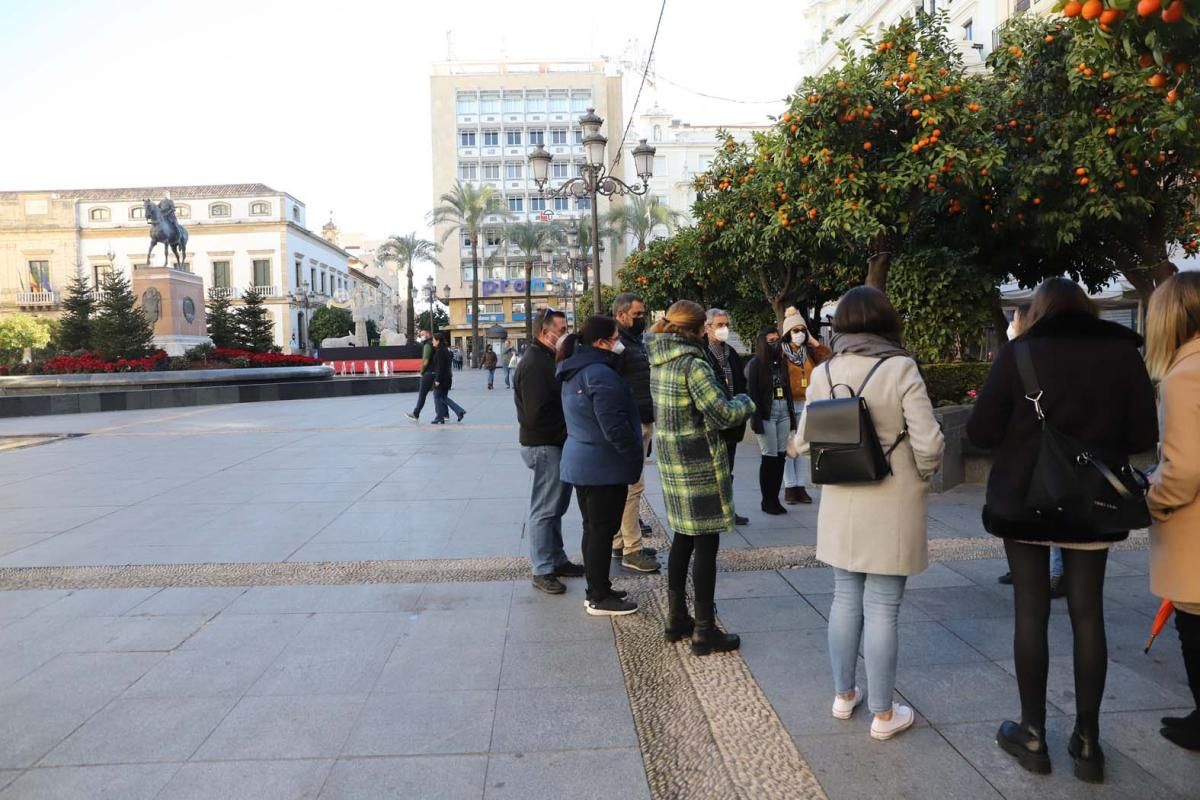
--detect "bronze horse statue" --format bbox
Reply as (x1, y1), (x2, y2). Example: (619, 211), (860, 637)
(144, 198), (188, 268)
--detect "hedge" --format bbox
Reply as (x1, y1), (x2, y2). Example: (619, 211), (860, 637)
(923, 362), (992, 407)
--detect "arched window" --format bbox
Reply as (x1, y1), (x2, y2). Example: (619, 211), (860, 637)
(89, 207), (110, 221)
(209, 202), (231, 218)
(250, 201), (270, 216)
(175, 204), (190, 219)
(129, 206), (144, 220)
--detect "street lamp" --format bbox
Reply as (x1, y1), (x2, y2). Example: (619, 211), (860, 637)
(423, 276), (439, 335)
(288, 279), (317, 355)
(529, 108), (655, 313)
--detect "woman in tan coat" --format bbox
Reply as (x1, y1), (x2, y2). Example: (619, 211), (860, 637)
(792, 287), (944, 741)
(1146, 271), (1200, 751)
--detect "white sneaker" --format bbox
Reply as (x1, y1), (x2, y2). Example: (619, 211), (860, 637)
(870, 703), (915, 741)
(832, 687), (863, 720)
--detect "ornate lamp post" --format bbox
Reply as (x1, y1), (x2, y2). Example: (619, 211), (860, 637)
(423, 276), (439, 336)
(529, 108), (656, 313)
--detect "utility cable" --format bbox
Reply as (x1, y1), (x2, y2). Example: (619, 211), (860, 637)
(611, 0), (667, 170)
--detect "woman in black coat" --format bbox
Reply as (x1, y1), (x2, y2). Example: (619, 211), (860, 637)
(967, 278), (1158, 783)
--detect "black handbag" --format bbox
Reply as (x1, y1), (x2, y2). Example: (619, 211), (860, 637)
(806, 357), (907, 485)
(1015, 343), (1151, 534)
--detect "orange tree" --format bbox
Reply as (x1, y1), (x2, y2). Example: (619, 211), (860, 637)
(985, 7), (1199, 299)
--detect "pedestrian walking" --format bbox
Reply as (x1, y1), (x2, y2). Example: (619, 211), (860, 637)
(648, 301), (755, 654)
(779, 306), (831, 505)
(557, 315), (644, 616)
(967, 278), (1158, 781)
(483, 345), (498, 389)
(745, 325), (792, 515)
(430, 332), (466, 424)
(514, 308), (585, 595)
(703, 308), (750, 527)
(505, 346), (518, 388)
(1145, 271), (1200, 752)
(405, 330), (435, 422)
(792, 286), (945, 741)
(611, 292), (660, 573)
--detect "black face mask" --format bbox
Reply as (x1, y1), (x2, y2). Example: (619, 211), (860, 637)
(767, 341), (782, 354)
(629, 317), (646, 337)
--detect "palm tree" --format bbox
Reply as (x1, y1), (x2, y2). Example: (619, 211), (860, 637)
(604, 195), (685, 253)
(374, 233), (438, 342)
(505, 221), (565, 342)
(564, 215), (614, 297)
(429, 181), (512, 367)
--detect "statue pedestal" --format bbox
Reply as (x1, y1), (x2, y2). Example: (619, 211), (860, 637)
(131, 268), (209, 356)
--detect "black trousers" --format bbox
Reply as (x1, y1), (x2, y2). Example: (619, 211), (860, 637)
(668, 534), (721, 607)
(413, 374), (434, 415)
(1005, 539), (1109, 734)
(576, 484), (628, 601)
(725, 439), (738, 480)
(1177, 609), (1200, 711)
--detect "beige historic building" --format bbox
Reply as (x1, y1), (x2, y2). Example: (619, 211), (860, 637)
(0, 184), (350, 351)
(429, 59), (625, 349)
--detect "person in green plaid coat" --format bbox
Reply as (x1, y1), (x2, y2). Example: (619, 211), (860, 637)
(648, 300), (755, 656)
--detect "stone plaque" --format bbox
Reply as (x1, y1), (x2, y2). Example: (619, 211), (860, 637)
(141, 287), (162, 323)
(182, 296), (196, 323)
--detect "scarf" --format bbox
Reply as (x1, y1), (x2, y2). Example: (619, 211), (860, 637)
(781, 342), (807, 369)
(707, 339), (734, 391)
(828, 332), (912, 360)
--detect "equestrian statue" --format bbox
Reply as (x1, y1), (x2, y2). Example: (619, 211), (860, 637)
(144, 193), (189, 268)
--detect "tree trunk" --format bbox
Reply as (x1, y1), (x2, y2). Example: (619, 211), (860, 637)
(470, 234), (481, 368)
(1122, 258), (1177, 306)
(865, 251), (892, 292)
(405, 264), (415, 341)
(524, 257), (533, 345)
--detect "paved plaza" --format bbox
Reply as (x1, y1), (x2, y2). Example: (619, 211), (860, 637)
(0, 381), (1195, 799)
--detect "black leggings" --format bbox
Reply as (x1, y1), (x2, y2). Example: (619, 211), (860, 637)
(1005, 540), (1109, 734)
(576, 484), (628, 601)
(668, 534), (720, 606)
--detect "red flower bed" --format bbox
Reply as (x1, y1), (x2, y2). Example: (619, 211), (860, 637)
(39, 350), (168, 374)
(208, 347), (319, 367)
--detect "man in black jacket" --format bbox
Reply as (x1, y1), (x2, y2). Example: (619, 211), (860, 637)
(406, 330), (434, 421)
(514, 308), (585, 594)
(611, 292), (659, 572)
(704, 308), (750, 526)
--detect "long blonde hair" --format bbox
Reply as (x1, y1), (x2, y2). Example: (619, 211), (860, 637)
(1146, 271), (1200, 380)
(651, 300), (706, 342)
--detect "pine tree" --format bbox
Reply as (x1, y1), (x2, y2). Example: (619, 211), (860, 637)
(234, 288), (276, 353)
(91, 271), (157, 359)
(56, 272), (95, 353)
(206, 290), (239, 348)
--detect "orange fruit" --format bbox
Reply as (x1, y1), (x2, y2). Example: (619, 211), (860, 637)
(1076, 167), (1088, 175)
(1166, 89), (1179, 103)
(1045, 35), (1055, 43)
(1148, 73), (1167, 88)
(912, 109), (921, 118)
(1107, 127), (1118, 135)
(1139, 52), (1156, 68)
(1138, 0), (1161, 15)
(863, 141), (873, 151)
(1081, 0), (1102, 20)
(1162, 0), (1184, 22)
(1100, 8), (1121, 24)
(1064, 0), (1083, 16)
(1079, 177), (1090, 186)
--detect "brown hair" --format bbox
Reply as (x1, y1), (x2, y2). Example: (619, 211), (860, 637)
(832, 286), (903, 345)
(1146, 271), (1200, 380)
(1022, 278), (1097, 331)
(651, 300), (706, 341)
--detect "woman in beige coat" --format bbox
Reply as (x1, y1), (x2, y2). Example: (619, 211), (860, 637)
(1146, 271), (1200, 751)
(792, 287), (944, 741)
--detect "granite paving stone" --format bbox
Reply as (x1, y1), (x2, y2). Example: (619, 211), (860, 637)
(318, 755), (488, 800)
(0, 764), (178, 800)
(498, 638), (624, 690)
(484, 748), (651, 800)
(341, 690), (496, 756)
(194, 694), (366, 761)
(156, 759), (334, 800)
(490, 687), (639, 752)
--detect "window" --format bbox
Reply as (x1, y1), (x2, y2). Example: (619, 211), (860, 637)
(210, 202), (231, 217)
(482, 130), (499, 146)
(129, 206), (144, 220)
(485, 228), (502, 247)
(962, 19), (974, 40)
(481, 302), (502, 314)
(459, 130), (477, 147)
(89, 207), (110, 221)
(311, 267), (316, 288)
(550, 129), (567, 145)
(320, 272), (326, 294)
(528, 130), (545, 146)
(575, 161), (586, 177)
(456, 93), (477, 114)
(526, 92), (545, 113)
(574, 130), (583, 144)
(576, 196), (591, 210)
(506, 130), (522, 146)
(553, 196), (569, 212)
(27, 260), (50, 292)
(176, 204), (190, 219)
(252, 259), (271, 287)
(530, 197), (546, 212)
(462, 267), (475, 282)
(654, 195), (668, 208)
(506, 162), (523, 179)
(462, 232), (472, 248)
(295, 262), (303, 286)
(551, 162), (569, 179)
(508, 197), (524, 212)
(571, 93), (590, 113)
(459, 163), (478, 180)
(480, 93), (500, 114)
(487, 196), (505, 212)
(213, 260), (231, 288)
(503, 93), (522, 113)
(292, 205), (300, 221)
(697, 156), (712, 171)
(549, 92), (569, 113)
(513, 302), (526, 315)
(481, 162), (500, 180)
(93, 263), (113, 288)
(250, 201), (270, 216)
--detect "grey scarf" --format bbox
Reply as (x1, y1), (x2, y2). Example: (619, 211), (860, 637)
(828, 332), (911, 360)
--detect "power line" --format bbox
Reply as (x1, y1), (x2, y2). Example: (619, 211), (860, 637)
(652, 72), (787, 106)
(611, 0), (667, 171)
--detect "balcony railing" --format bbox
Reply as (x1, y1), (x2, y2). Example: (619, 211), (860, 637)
(17, 291), (58, 306)
(250, 285), (282, 298)
(208, 286), (238, 300)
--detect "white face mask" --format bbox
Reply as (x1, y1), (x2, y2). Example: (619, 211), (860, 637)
(713, 326), (730, 343)
(1006, 323), (1018, 342)
(553, 332), (568, 350)
(790, 330), (807, 346)
(610, 339), (626, 355)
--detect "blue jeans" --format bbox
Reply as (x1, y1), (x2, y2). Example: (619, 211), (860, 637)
(521, 445), (572, 576)
(433, 387), (465, 420)
(1050, 545), (1063, 579)
(829, 568), (908, 714)
(504, 365), (512, 387)
(412, 374), (434, 416)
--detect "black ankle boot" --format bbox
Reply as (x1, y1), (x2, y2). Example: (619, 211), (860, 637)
(996, 720), (1050, 774)
(1068, 728), (1105, 784)
(691, 601), (739, 656)
(664, 590), (695, 643)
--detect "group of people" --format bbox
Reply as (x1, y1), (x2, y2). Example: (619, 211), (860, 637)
(405, 329), (465, 425)
(507, 272), (1200, 781)
(481, 344), (524, 390)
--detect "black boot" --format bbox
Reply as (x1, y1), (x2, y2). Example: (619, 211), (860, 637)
(691, 601), (740, 656)
(664, 590), (695, 643)
(1068, 726), (1105, 784)
(995, 720), (1050, 774)
(1162, 610), (1200, 750)
(759, 456), (787, 515)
